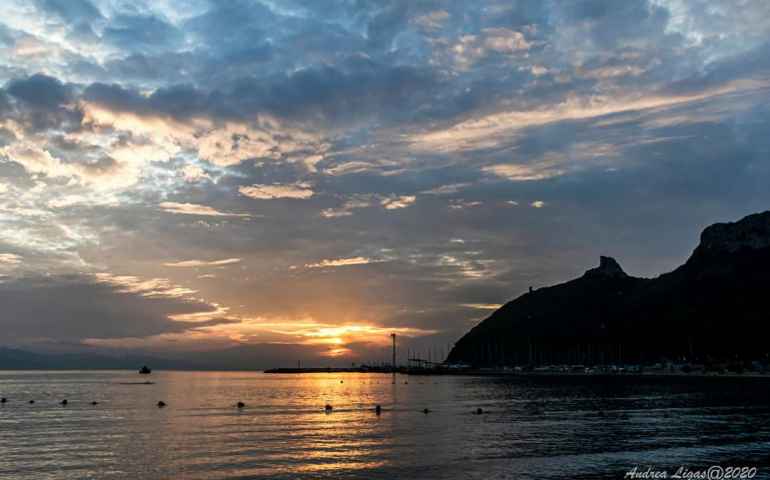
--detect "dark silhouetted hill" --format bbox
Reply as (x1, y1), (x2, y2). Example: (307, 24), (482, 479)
(446, 211), (770, 366)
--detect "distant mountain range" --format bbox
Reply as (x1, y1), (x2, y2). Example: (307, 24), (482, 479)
(0, 343), (346, 371)
(446, 211), (770, 366)
(0, 347), (207, 371)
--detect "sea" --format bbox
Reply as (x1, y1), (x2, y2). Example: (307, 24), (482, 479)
(1, 371), (769, 479)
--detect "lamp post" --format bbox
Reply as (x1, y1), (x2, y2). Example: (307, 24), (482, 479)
(391, 333), (397, 371)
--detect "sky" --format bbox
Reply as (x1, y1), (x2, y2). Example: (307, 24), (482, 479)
(0, 0), (769, 367)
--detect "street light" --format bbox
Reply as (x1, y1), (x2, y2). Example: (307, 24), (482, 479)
(391, 333), (397, 370)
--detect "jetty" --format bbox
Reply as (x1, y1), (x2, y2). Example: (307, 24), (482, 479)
(264, 366), (404, 374)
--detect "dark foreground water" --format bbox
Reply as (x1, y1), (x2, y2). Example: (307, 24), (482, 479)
(1, 372), (770, 479)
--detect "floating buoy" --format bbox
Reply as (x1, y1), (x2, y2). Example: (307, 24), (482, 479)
(325, 404), (333, 411)
(476, 408), (484, 415)
(598, 409), (605, 417)
(1, 398), (6, 403)
(157, 401), (166, 407)
(61, 400), (68, 405)
(375, 405), (382, 414)
(663, 412), (670, 418)
(423, 408), (430, 414)
(91, 401), (99, 405)
(733, 413), (740, 420)
(237, 402), (245, 408)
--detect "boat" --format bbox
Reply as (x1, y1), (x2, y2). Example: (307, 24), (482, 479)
(139, 366), (152, 374)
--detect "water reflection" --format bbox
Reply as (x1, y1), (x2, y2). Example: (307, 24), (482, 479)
(1, 372), (769, 479)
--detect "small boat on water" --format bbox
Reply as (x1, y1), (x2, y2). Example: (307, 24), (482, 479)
(139, 366), (152, 374)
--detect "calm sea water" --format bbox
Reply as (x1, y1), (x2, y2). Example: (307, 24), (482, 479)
(1, 371), (770, 479)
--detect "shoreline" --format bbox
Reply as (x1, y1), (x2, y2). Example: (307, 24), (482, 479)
(263, 369), (769, 378)
(0, 369), (765, 378)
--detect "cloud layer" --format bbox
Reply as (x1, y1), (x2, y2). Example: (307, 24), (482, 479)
(1, 0), (769, 364)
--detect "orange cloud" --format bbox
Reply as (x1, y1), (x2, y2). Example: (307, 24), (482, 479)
(305, 257), (385, 268)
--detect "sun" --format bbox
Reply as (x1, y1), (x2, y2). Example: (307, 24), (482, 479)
(322, 347), (353, 357)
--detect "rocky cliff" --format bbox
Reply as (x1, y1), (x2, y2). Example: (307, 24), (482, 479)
(688, 211), (770, 263)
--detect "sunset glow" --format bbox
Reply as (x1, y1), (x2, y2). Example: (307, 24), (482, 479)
(1, 0), (768, 367)
(1, 1), (768, 478)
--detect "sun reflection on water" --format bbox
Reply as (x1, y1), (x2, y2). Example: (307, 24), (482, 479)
(3, 371), (770, 479)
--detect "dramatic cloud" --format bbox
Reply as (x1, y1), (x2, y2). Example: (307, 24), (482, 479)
(0, 253), (22, 264)
(238, 182), (314, 200)
(448, 200), (483, 210)
(180, 165), (211, 182)
(159, 202), (250, 217)
(305, 257), (386, 268)
(164, 258), (242, 267)
(320, 193), (416, 217)
(420, 183), (474, 196)
(381, 195), (416, 210)
(482, 163), (567, 181)
(0, 273), (234, 347)
(460, 303), (503, 310)
(482, 27), (532, 52)
(0, 0), (768, 365)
